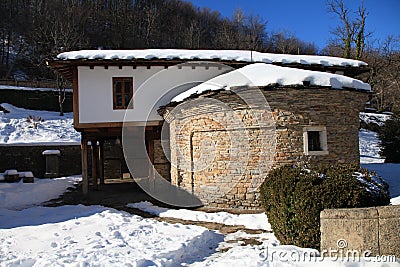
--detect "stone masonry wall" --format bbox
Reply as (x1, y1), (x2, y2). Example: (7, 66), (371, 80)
(268, 88), (365, 166)
(0, 144), (81, 177)
(321, 206), (400, 258)
(164, 87), (367, 209)
(153, 140), (171, 181)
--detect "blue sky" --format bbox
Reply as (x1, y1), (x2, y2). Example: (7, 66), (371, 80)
(186, 0), (400, 49)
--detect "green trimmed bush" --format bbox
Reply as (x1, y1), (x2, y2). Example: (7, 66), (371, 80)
(260, 164), (390, 249)
(379, 113), (400, 163)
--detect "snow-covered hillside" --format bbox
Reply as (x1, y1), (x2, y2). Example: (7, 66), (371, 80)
(0, 103), (80, 144)
(359, 129), (384, 164)
(359, 112), (391, 127)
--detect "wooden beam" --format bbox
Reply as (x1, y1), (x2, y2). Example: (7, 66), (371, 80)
(72, 67), (80, 128)
(74, 120), (162, 130)
(91, 141), (98, 189)
(147, 139), (155, 193)
(99, 140), (105, 185)
(81, 136), (89, 194)
(148, 139), (154, 164)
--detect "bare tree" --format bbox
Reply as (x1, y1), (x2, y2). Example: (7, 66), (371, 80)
(268, 30), (317, 55)
(32, 0), (89, 57)
(1, 0), (31, 78)
(245, 14), (268, 51)
(56, 73), (67, 116)
(327, 0), (355, 58)
(185, 20), (201, 48)
(364, 36), (400, 112)
(327, 0), (370, 59)
(354, 1), (368, 59)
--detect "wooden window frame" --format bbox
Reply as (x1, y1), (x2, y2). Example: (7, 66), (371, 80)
(303, 126), (329, 156)
(113, 77), (133, 110)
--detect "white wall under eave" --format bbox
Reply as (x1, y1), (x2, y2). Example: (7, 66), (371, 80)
(78, 65), (231, 124)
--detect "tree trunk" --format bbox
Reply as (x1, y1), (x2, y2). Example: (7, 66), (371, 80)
(59, 93), (64, 116)
(57, 74), (66, 116)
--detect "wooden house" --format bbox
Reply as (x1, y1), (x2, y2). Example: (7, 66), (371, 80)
(48, 49), (370, 208)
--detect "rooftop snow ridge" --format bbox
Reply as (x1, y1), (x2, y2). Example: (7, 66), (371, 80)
(57, 49), (368, 68)
(171, 63), (370, 102)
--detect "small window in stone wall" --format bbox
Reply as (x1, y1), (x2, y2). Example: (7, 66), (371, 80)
(303, 126), (329, 156)
(113, 77), (133, 110)
(308, 131), (321, 151)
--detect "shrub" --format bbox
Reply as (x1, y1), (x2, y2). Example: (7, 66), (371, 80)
(379, 113), (400, 163)
(260, 164), (390, 249)
(27, 115), (45, 129)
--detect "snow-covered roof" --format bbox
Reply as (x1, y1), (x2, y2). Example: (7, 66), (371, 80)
(42, 150), (61, 156)
(172, 63), (370, 102)
(57, 49), (368, 68)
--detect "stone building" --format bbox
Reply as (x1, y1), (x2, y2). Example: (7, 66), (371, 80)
(49, 49), (370, 209)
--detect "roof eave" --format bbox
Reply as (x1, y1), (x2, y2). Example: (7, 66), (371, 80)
(47, 58), (371, 83)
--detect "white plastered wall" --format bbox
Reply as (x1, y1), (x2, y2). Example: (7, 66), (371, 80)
(78, 64), (231, 124)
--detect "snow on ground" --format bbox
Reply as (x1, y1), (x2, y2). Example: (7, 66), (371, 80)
(190, 232), (319, 267)
(359, 129), (385, 164)
(0, 177), (399, 266)
(0, 176), (81, 210)
(0, 205), (223, 266)
(0, 177), (222, 266)
(0, 103), (80, 144)
(128, 201), (271, 230)
(358, 126), (400, 204)
(360, 112), (391, 127)
(362, 163), (400, 200)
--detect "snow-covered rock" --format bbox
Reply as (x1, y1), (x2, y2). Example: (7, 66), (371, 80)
(4, 169), (18, 175)
(391, 196), (400, 205)
(42, 150), (61, 155)
(24, 172), (34, 178)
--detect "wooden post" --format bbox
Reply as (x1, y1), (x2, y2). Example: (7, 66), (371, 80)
(190, 131), (194, 194)
(99, 140), (105, 185)
(91, 140), (98, 189)
(147, 139), (155, 192)
(148, 139), (154, 165)
(81, 136), (88, 194)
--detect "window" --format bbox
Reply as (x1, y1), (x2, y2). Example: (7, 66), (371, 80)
(307, 131), (321, 151)
(113, 77), (133, 109)
(303, 126), (328, 155)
